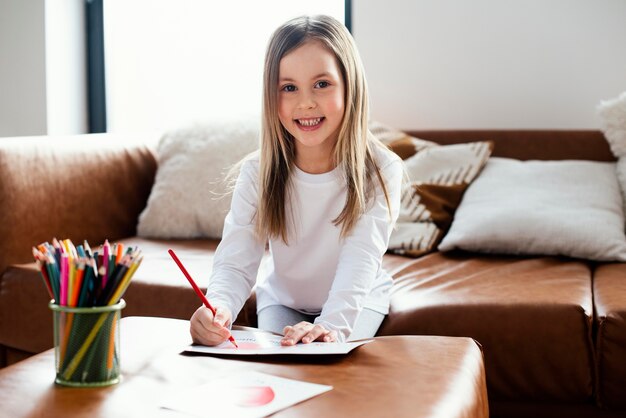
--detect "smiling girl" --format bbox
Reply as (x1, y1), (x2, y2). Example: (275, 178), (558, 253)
(190, 15), (403, 346)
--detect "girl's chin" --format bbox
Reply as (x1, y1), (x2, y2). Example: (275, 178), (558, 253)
(292, 133), (339, 151)
(294, 137), (326, 149)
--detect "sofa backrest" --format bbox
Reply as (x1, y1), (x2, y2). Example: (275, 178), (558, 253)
(0, 129), (614, 275)
(407, 130), (614, 162)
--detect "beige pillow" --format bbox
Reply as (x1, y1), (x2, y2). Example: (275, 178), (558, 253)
(137, 119), (260, 238)
(388, 140), (493, 257)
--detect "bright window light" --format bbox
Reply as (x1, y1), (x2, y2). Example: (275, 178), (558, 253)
(103, 1), (344, 133)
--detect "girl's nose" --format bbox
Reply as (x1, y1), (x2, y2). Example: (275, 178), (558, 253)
(297, 93), (316, 109)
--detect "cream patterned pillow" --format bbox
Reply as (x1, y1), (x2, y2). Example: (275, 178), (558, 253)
(388, 140), (493, 257)
(368, 120), (436, 151)
(439, 157), (626, 261)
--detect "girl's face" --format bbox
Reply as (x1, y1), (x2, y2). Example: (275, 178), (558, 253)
(277, 40), (345, 162)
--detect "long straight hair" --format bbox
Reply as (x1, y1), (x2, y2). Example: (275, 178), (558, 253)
(257, 15), (391, 243)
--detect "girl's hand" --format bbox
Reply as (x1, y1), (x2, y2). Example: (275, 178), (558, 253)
(190, 305), (233, 346)
(281, 321), (338, 345)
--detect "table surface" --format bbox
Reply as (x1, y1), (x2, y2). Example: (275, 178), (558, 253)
(0, 317), (488, 418)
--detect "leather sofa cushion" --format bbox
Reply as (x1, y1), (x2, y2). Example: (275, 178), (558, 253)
(593, 262), (626, 410)
(378, 251), (595, 403)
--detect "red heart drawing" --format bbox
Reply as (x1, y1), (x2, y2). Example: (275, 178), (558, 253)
(234, 386), (276, 407)
(233, 342), (264, 350)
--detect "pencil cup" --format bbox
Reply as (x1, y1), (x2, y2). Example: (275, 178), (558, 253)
(49, 299), (126, 387)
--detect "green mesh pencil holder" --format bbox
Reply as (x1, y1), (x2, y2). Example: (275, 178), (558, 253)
(49, 299), (126, 387)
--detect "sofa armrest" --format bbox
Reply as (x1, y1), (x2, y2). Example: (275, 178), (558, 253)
(0, 133), (158, 274)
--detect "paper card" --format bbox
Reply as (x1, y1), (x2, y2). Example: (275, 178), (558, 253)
(184, 330), (372, 356)
(160, 371), (332, 418)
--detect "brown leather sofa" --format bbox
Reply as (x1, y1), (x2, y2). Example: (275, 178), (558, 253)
(1, 130), (625, 418)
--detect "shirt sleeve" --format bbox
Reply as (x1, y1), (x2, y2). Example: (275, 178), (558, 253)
(313, 155), (404, 341)
(205, 160), (265, 323)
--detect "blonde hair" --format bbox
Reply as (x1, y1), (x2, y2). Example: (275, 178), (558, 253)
(257, 14), (392, 243)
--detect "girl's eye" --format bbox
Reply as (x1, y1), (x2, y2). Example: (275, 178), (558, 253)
(281, 84), (296, 92)
(315, 81), (330, 88)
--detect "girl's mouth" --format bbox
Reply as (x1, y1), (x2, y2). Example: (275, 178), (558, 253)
(296, 117), (325, 131)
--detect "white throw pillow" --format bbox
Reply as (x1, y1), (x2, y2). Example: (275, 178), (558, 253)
(137, 119), (260, 238)
(438, 157), (626, 261)
(598, 91), (626, 158)
(598, 91), (626, 214)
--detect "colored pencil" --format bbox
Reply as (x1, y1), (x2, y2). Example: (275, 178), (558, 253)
(107, 316), (118, 377)
(71, 261), (85, 307)
(167, 248), (238, 348)
(83, 240), (93, 258)
(60, 253), (69, 306)
(102, 240), (110, 290)
(107, 256), (142, 305)
(32, 248), (54, 299)
(115, 243), (124, 264)
(33, 239), (142, 308)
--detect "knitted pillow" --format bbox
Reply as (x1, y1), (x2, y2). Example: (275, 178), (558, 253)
(388, 139), (493, 257)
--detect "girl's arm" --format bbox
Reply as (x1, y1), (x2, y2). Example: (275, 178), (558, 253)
(205, 159), (265, 323)
(314, 155), (404, 341)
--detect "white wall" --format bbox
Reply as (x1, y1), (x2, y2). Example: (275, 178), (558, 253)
(353, 0), (626, 130)
(45, 0), (88, 135)
(0, 0), (86, 138)
(0, 0), (47, 137)
(103, 0), (343, 134)
(1, 1), (625, 136)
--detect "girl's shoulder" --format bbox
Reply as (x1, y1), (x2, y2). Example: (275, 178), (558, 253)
(228, 151), (261, 190)
(370, 140), (402, 170)
(238, 150), (261, 176)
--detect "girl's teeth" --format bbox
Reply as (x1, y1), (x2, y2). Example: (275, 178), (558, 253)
(299, 118), (322, 127)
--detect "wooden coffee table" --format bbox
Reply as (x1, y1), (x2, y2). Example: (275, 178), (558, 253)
(0, 317), (488, 417)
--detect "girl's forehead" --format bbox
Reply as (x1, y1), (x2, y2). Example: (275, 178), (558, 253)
(278, 39), (341, 79)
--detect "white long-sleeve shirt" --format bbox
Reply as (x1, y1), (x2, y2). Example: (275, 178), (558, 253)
(205, 144), (403, 341)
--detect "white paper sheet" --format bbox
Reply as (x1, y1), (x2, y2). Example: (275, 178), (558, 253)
(184, 330), (372, 355)
(160, 371), (332, 418)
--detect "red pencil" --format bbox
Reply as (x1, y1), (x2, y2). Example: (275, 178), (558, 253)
(167, 249), (238, 348)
